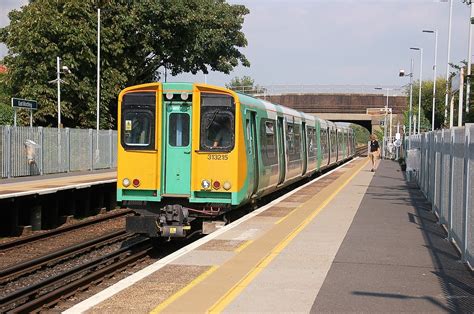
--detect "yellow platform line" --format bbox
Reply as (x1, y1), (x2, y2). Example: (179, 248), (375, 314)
(208, 159), (369, 313)
(150, 265), (218, 314)
(274, 204), (303, 225)
(235, 240), (254, 253)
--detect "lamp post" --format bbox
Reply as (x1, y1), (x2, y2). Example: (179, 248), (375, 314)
(96, 7), (101, 161)
(465, 1), (474, 114)
(375, 87), (392, 159)
(399, 59), (414, 150)
(444, 0), (454, 125)
(423, 29), (438, 131)
(49, 57), (70, 172)
(48, 57), (71, 128)
(410, 47), (423, 134)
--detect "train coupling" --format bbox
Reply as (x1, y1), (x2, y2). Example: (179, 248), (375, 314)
(126, 205), (191, 238)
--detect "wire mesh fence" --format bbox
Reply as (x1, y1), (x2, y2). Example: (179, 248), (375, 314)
(406, 124), (473, 269)
(0, 126), (117, 178)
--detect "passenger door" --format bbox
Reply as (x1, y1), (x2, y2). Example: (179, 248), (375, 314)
(246, 111), (259, 195)
(164, 101), (192, 195)
(276, 117), (286, 185)
(302, 122), (307, 175)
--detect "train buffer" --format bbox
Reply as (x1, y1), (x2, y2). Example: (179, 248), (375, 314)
(66, 158), (474, 313)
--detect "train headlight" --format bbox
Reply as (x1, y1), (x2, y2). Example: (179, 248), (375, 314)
(180, 93), (189, 101)
(223, 181), (231, 190)
(166, 93), (173, 100)
(201, 179), (211, 190)
(122, 178), (130, 187)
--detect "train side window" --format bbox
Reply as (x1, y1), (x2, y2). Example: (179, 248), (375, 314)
(246, 119), (252, 155)
(261, 119), (277, 166)
(307, 126), (317, 157)
(286, 123), (294, 156)
(288, 122), (301, 161)
(200, 94), (235, 152)
(322, 129), (328, 157)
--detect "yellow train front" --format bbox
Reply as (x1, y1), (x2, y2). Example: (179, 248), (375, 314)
(118, 82), (355, 238)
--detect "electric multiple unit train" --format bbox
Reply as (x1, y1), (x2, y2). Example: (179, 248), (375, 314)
(117, 82), (356, 238)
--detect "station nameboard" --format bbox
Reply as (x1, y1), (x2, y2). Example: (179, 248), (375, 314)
(11, 98), (38, 110)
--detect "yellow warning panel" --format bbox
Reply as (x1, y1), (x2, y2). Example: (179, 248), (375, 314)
(125, 120), (132, 131)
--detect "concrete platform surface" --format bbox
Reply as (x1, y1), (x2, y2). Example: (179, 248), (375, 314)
(0, 170), (116, 199)
(311, 160), (474, 313)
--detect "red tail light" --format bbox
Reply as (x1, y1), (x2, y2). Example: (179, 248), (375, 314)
(133, 179), (140, 187)
(213, 181), (221, 190)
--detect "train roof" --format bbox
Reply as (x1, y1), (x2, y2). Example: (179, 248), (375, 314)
(236, 92), (316, 122)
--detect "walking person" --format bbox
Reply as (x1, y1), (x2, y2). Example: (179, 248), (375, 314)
(369, 134), (380, 172)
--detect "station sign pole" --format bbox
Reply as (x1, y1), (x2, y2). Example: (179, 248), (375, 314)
(11, 97), (38, 127)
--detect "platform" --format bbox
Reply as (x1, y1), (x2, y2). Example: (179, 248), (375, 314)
(65, 159), (474, 313)
(0, 170), (116, 200)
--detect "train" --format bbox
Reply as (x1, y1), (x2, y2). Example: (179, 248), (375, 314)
(117, 82), (356, 238)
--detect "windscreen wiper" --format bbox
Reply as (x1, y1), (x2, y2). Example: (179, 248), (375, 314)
(206, 110), (219, 129)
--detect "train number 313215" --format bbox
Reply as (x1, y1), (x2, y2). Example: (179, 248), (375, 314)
(207, 154), (229, 161)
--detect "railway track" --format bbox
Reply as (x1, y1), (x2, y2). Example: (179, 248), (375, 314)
(0, 209), (133, 251)
(0, 230), (129, 284)
(356, 145), (368, 156)
(0, 233), (151, 313)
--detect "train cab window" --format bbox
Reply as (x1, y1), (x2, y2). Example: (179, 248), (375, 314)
(123, 112), (152, 146)
(200, 94), (235, 152)
(121, 92), (156, 150)
(169, 113), (190, 147)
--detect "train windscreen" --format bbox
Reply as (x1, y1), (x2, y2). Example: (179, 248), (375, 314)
(200, 94), (235, 152)
(121, 92), (156, 150)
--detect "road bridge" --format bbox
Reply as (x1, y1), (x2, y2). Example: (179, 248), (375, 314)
(258, 93), (407, 133)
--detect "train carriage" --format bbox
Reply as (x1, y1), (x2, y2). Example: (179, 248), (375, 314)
(118, 82), (356, 238)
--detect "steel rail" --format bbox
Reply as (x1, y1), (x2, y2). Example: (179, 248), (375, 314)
(0, 230), (128, 282)
(0, 209), (132, 251)
(356, 145), (368, 156)
(0, 236), (151, 313)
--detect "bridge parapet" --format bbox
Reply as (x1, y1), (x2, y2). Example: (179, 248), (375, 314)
(233, 84), (405, 96)
(257, 93), (406, 115)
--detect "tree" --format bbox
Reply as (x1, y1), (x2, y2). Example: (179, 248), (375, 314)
(0, 0), (250, 128)
(0, 71), (13, 125)
(226, 76), (265, 94)
(350, 123), (370, 146)
(404, 78), (447, 131)
(449, 60), (474, 124)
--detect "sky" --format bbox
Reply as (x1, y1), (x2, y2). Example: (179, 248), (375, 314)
(0, 0), (471, 89)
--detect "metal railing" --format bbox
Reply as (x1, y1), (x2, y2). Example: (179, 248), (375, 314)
(229, 84), (406, 96)
(406, 124), (473, 269)
(0, 126), (117, 178)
